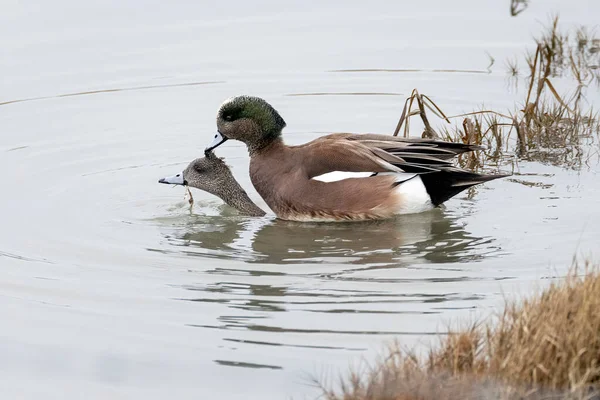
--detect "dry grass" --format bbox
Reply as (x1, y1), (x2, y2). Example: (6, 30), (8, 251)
(391, 16), (600, 171)
(317, 260), (600, 400)
(510, 0), (529, 17)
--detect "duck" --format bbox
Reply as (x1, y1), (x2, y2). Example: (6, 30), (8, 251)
(159, 151), (266, 217)
(201, 95), (507, 222)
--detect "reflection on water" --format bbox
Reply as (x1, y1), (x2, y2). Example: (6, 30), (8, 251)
(153, 206), (501, 266)
(146, 204), (501, 356)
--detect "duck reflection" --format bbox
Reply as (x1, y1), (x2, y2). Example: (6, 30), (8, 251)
(159, 204), (495, 266)
(155, 205), (500, 344)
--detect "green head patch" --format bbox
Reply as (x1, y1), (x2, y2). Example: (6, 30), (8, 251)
(218, 96), (286, 138)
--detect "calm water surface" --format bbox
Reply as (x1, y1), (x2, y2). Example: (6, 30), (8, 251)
(1, 1), (600, 399)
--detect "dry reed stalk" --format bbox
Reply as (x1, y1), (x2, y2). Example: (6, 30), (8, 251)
(510, 0), (528, 17)
(392, 89), (449, 139)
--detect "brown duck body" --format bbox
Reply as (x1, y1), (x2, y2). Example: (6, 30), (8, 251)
(206, 96), (508, 222)
(247, 134), (499, 222)
(250, 139), (405, 221)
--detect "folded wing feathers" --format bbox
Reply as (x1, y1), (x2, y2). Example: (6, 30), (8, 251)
(367, 147), (445, 173)
(356, 141), (460, 159)
(306, 133), (489, 177)
(317, 133), (484, 153)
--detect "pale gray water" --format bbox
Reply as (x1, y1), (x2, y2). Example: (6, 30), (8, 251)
(1, 1), (600, 399)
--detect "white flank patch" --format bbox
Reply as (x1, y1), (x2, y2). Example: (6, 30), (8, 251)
(312, 171), (374, 182)
(312, 171), (418, 183)
(393, 176), (434, 214)
(310, 172), (434, 216)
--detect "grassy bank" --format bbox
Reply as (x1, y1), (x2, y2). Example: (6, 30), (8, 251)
(318, 260), (600, 399)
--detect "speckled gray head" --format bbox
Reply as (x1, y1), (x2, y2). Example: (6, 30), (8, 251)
(158, 151), (265, 216)
(205, 96), (286, 153)
(159, 151), (233, 195)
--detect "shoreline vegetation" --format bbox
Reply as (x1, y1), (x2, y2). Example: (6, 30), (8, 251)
(391, 16), (600, 172)
(317, 259), (600, 400)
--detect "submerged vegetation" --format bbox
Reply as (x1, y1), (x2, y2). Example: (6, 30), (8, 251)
(392, 16), (600, 171)
(317, 260), (600, 400)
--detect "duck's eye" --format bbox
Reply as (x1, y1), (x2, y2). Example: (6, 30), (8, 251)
(224, 114), (233, 121)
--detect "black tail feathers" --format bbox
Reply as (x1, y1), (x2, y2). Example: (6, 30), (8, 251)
(419, 168), (509, 206)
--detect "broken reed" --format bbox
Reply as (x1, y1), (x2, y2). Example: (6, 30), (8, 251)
(317, 260), (600, 400)
(392, 16), (600, 170)
(510, 0), (528, 17)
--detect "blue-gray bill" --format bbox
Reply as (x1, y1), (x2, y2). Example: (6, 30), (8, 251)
(205, 131), (228, 153)
(158, 171), (185, 185)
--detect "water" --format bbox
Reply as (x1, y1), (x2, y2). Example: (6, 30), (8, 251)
(1, 1), (600, 399)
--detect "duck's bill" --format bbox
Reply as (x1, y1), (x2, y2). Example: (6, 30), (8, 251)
(158, 171), (186, 185)
(205, 131), (228, 153)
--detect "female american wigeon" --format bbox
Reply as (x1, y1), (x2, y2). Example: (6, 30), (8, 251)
(159, 151), (266, 217)
(203, 95), (507, 222)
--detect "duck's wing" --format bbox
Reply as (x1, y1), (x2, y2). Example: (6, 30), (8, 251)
(326, 133), (484, 160)
(295, 135), (456, 179)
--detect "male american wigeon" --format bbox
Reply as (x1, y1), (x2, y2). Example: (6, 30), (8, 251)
(203, 95), (507, 222)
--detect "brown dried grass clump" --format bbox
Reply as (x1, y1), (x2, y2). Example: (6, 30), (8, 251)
(391, 16), (600, 171)
(318, 260), (600, 400)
